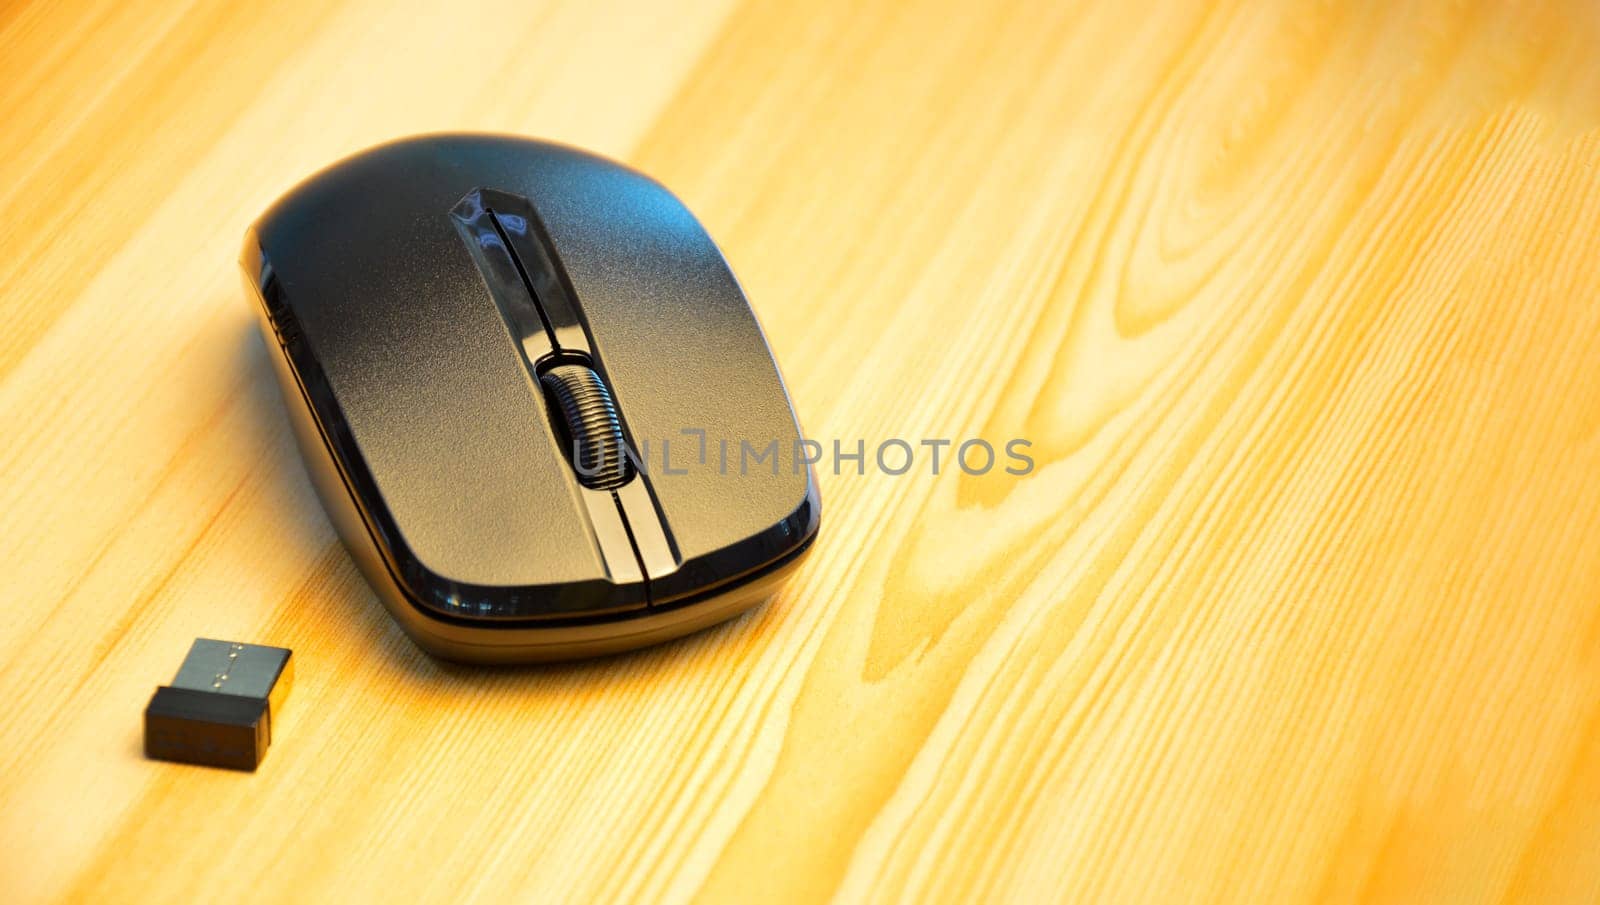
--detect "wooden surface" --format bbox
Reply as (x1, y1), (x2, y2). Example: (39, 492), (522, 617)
(4, 0), (1600, 901)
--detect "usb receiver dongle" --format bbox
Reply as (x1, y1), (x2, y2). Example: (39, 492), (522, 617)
(144, 639), (293, 771)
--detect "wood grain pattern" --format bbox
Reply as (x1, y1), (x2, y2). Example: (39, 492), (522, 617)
(4, 0), (1600, 901)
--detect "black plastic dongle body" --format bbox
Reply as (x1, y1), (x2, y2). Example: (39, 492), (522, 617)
(144, 639), (293, 771)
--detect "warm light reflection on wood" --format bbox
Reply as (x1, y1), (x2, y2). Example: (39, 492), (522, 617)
(2, 0), (1600, 901)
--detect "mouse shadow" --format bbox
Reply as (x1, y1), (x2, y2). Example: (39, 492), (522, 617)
(232, 320), (778, 698)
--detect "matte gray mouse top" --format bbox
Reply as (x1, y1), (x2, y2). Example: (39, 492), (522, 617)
(243, 134), (819, 663)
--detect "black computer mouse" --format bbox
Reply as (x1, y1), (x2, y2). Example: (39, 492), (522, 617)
(241, 134), (819, 663)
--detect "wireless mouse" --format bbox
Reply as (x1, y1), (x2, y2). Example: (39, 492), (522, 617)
(242, 134), (819, 663)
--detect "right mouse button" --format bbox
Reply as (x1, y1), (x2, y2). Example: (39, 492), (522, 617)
(518, 149), (819, 603)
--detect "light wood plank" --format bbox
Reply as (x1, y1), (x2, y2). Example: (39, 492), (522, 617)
(3, 0), (1600, 901)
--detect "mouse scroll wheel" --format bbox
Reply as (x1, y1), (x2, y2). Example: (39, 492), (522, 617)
(540, 363), (635, 491)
